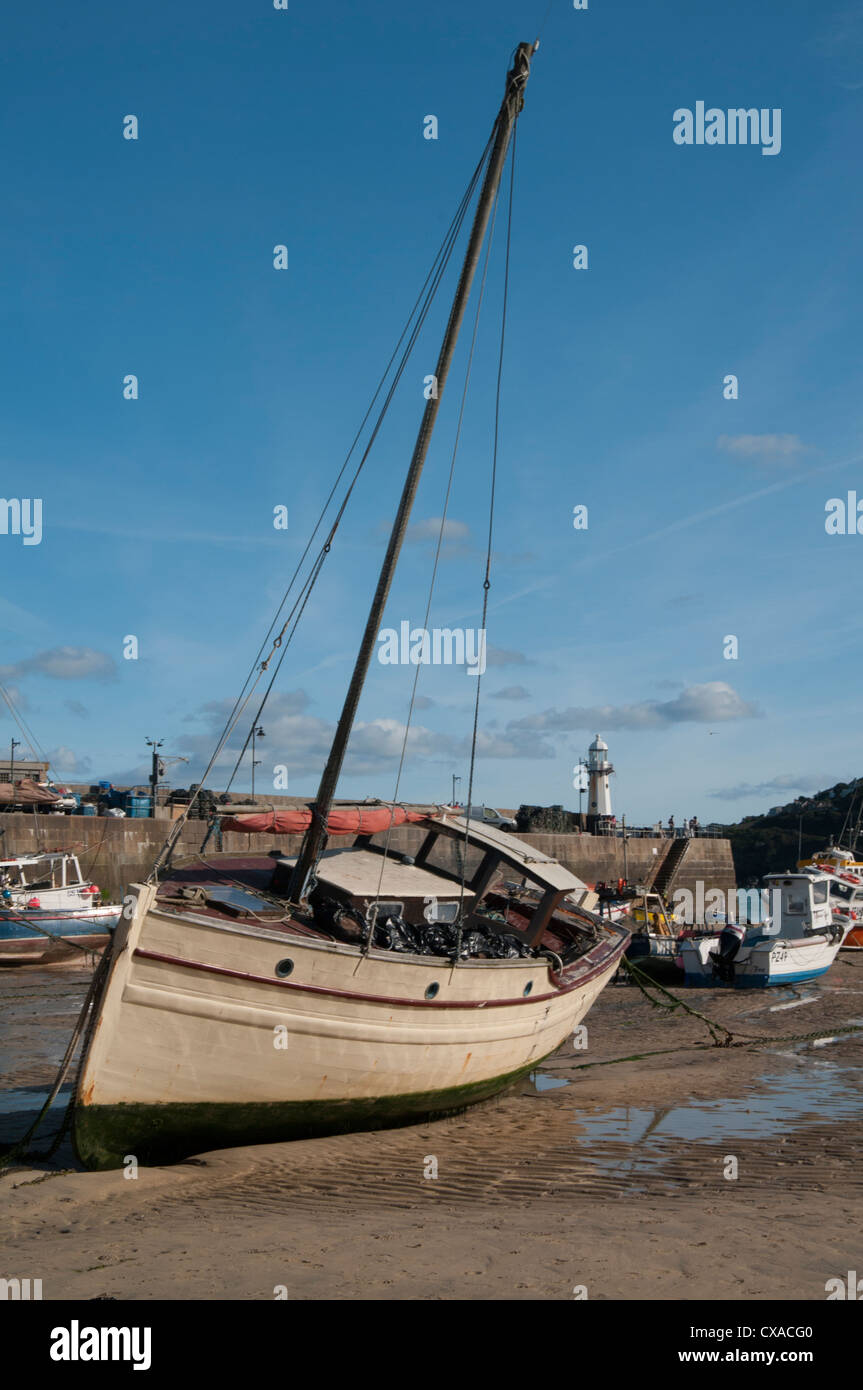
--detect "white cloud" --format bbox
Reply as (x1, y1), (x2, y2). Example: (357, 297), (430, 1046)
(47, 745), (92, 775)
(407, 517), (470, 544)
(176, 687), (555, 787)
(0, 646), (117, 682)
(717, 433), (808, 461)
(511, 682), (759, 731)
(708, 774), (825, 801)
(486, 646), (530, 668)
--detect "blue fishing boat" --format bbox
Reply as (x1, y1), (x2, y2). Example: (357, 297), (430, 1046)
(0, 852), (120, 965)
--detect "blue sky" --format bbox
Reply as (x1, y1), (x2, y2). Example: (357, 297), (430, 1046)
(2, 0), (862, 823)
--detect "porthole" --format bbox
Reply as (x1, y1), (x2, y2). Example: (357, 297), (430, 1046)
(523, 980), (533, 996)
(275, 958), (294, 978)
(425, 981), (440, 1000)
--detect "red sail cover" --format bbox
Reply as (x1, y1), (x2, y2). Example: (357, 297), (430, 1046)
(219, 805), (428, 835)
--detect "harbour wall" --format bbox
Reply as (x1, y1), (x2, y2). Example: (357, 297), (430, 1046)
(0, 815), (736, 917)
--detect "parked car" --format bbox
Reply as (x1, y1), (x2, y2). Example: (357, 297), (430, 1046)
(465, 805), (517, 831)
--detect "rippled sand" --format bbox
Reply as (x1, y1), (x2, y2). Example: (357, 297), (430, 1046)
(2, 956), (862, 1299)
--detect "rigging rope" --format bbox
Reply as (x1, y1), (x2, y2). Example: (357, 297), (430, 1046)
(0, 682), (51, 771)
(149, 131), (499, 877)
(367, 149), (506, 933)
(222, 134), (502, 790)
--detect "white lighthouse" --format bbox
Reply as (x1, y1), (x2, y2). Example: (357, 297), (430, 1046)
(587, 733), (614, 828)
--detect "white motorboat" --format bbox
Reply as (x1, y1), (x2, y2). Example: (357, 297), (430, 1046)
(679, 872), (847, 988)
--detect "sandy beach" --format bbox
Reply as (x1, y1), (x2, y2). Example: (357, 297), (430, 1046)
(2, 954), (862, 1301)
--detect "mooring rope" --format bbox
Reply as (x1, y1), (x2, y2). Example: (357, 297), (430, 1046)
(620, 956), (735, 1045)
(0, 947), (111, 1172)
(584, 955), (863, 1066)
(0, 912), (108, 956)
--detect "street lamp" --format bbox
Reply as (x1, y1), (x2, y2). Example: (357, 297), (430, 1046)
(145, 738), (164, 805)
(9, 738), (21, 787)
(252, 726), (265, 799)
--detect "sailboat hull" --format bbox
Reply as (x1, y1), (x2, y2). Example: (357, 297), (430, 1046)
(74, 885), (627, 1168)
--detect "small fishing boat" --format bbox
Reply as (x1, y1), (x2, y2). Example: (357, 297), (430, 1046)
(798, 844), (863, 951)
(679, 872), (846, 988)
(622, 891), (681, 974)
(72, 42), (630, 1169)
(593, 877), (639, 926)
(0, 852), (119, 965)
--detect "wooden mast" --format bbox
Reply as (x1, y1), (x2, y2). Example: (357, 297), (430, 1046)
(289, 41), (534, 902)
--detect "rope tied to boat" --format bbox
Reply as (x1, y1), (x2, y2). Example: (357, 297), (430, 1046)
(620, 956), (735, 1046)
(0, 948), (111, 1173)
(0, 912), (107, 956)
(597, 954), (863, 1062)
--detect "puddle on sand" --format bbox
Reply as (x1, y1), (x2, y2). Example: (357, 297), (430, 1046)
(521, 1058), (863, 1187)
(567, 1063), (863, 1152)
(0, 1084), (72, 1147)
(527, 1072), (569, 1093)
(737, 983), (823, 1019)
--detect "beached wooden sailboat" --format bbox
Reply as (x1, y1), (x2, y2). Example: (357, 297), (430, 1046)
(73, 42), (630, 1169)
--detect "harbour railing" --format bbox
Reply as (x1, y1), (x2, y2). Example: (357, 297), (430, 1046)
(592, 824), (723, 840)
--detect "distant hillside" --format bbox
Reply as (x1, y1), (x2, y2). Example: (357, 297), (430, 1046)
(719, 779), (863, 884)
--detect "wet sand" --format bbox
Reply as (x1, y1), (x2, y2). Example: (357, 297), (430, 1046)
(2, 955), (862, 1300)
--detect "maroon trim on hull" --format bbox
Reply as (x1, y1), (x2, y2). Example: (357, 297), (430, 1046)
(132, 934), (627, 1010)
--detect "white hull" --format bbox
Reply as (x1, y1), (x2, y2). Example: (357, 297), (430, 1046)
(680, 931), (843, 988)
(75, 884), (626, 1167)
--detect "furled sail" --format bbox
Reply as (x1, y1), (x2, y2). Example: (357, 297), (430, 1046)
(219, 804), (428, 835)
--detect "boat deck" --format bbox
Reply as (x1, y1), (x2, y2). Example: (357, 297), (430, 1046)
(154, 855), (618, 972)
(156, 858), (325, 937)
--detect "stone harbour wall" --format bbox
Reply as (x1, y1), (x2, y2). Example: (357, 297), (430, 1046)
(0, 814), (736, 917)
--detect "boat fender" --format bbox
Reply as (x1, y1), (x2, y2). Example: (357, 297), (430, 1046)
(26, 897), (40, 909)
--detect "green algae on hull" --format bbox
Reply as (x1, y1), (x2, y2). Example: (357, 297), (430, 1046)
(73, 1058), (551, 1170)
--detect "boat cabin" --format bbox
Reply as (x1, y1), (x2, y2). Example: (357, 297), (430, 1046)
(626, 891), (675, 936)
(267, 813), (594, 949)
(0, 852), (87, 893)
(160, 811), (603, 962)
(763, 872), (834, 939)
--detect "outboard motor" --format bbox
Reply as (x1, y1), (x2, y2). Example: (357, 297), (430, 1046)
(710, 921), (746, 983)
